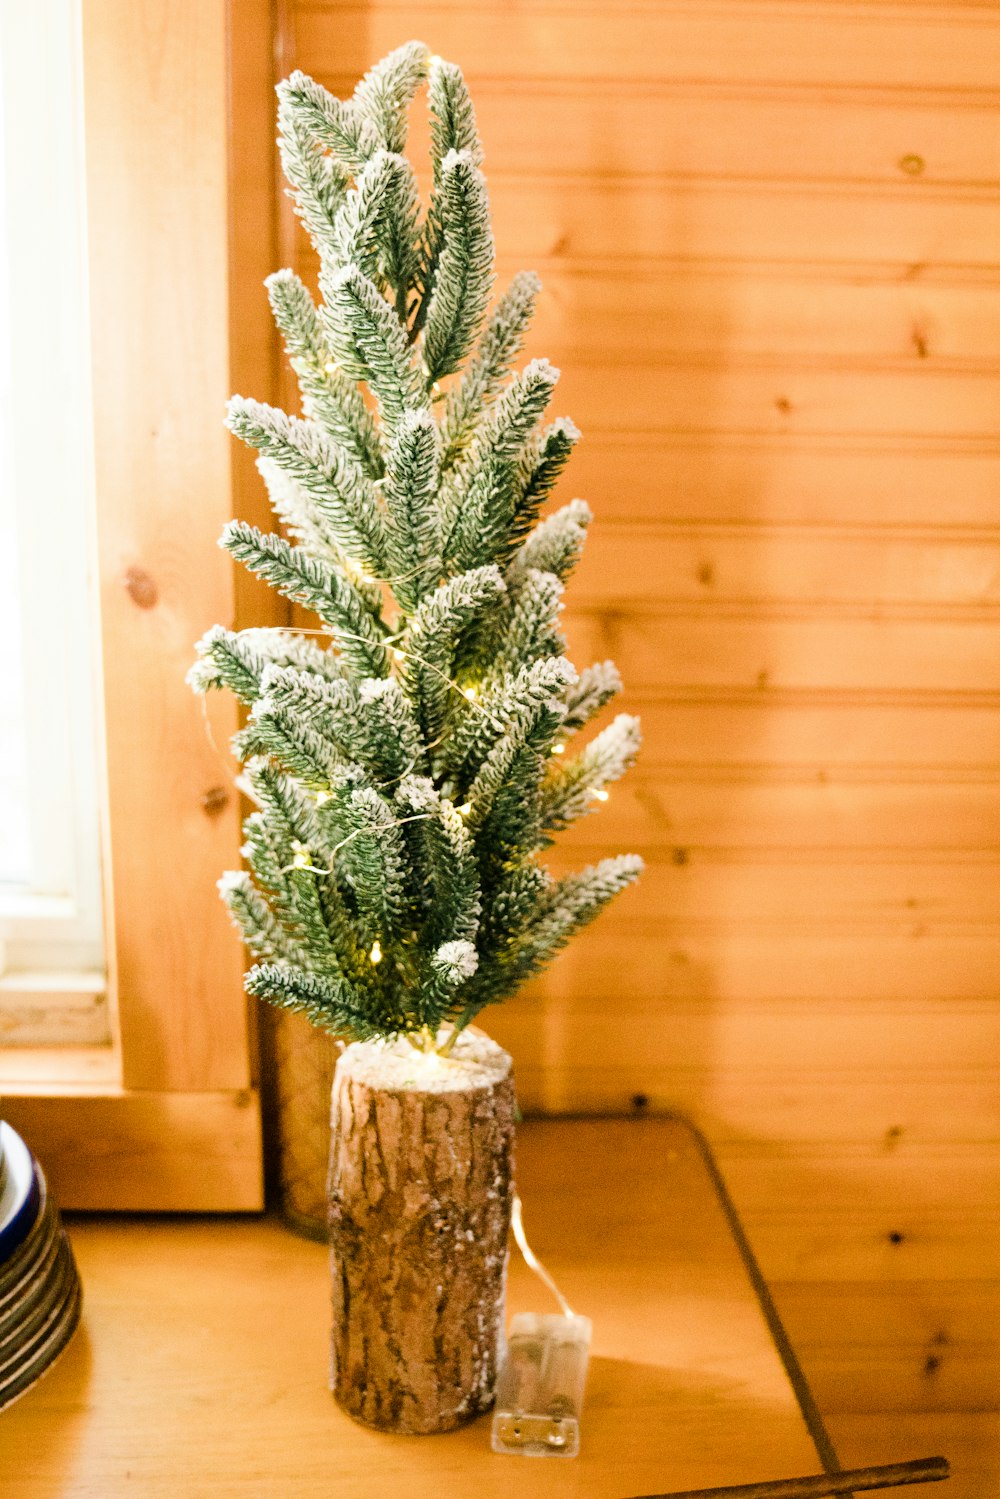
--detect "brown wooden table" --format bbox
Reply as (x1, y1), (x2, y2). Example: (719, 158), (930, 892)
(0, 1118), (837, 1497)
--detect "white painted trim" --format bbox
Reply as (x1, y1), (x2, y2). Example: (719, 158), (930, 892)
(0, 0), (107, 984)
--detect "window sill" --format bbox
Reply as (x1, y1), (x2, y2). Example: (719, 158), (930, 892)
(0, 972), (108, 1048)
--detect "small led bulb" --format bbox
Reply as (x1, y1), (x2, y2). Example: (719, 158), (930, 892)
(315, 790), (331, 807)
(551, 743), (566, 756)
(457, 802), (472, 817)
(370, 939), (383, 964)
(593, 788), (609, 802)
(463, 686), (477, 701)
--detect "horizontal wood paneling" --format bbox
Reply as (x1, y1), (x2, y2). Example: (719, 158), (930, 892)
(297, 4), (1000, 92)
(289, 0), (1000, 1416)
(605, 696), (1000, 768)
(501, 268), (1000, 365)
(511, 928), (1000, 1003)
(491, 997), (1000, 1076)
(553, 363), (1000, 439)
(565, 612), (1000, 693)
(570, 524), (1000, 606)
(541, 441), (1000, 527)
(318, 76), (1000, 189)
(553, 773), (1000, 850)
(544, 854), (1000, 925)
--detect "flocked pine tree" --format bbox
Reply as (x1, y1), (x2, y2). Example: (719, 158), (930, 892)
(190, 42), (642, 1056)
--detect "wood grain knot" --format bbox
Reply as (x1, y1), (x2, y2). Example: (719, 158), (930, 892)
(124, 566), (158, 609)
(898, 153), (925, 176)
(774, 395), (792, 414)
(201, 785), (230, 817)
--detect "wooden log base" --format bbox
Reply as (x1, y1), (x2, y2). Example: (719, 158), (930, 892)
(327, 1030), (516, 1434)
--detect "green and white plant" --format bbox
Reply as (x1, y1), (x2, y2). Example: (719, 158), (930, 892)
(190, 42), (642, 1053)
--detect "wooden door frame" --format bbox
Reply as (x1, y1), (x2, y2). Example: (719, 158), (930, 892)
(0, 0), (278, 1210)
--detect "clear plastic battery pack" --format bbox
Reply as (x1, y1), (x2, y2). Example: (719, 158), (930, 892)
(491, 1312), (592, 1458)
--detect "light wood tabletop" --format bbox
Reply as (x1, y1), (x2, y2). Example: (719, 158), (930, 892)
(0, 1118), (836, 1498)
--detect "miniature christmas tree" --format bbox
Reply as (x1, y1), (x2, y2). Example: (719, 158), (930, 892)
(190, 42), (642, 1054)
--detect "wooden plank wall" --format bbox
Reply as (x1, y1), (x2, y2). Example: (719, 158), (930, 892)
(274, 0), (1000, 1425)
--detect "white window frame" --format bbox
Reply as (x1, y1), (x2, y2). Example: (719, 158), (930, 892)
(0, 0), (107, 1012)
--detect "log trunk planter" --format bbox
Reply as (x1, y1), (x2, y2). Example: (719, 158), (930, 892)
(327, 1029), (516, 1434)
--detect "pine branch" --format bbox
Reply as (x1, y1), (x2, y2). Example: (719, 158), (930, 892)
(443, 358), (560, 573)
(409, 58), (484, 342)
(510, 417), (581, 549)
(475, 744), (549, 887)
(465, 692), (564, 831)
(351, 40), (430, 155)
(276, 101), (348, 261)
(485, 568), (565, 681)
(334, 150), (422, 314)
(400, 780), (482, 949)
(218, 869), (301, 965)
(428, 56), (483, 167)
(401, 565), (507, 745)
(238, 808), (336, 969)
(245, 962), (388, 1040)
(220, 521), (390, 679)
(540, 713), (642, 831)
(338, 786), (410, 946)
(254, 459), (383, 617)
(265, 270), (383, 478)
(439, 271), (542, 470)
(238, 627), (348, 683)
(467, 854), (644, 1014)
(419, 150), (494, 384)
(226, 397), (388, 574)
(382, 409), (442, 610)
(418, 939), (479, 1029)
(278, 71), (380, 176)
(562, 659), (622, 734)
(188, 625), (267, 704)
(247, 762), (373, 987)
(507, 499), (593, 586)
(248, 760), (321, 851)
(320, 265), (424, 438)
(240, 808), (293, 895)
(480, 861), (551, 958)
(237, 703), (344, 789)
(444, 655), (576, 783)
(260, 664), (424, 783)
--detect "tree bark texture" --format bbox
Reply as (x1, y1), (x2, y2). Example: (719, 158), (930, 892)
(327, 1031), (516, 1434)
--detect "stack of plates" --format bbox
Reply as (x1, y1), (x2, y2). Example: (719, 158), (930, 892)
(0, 1120), (81, 1411)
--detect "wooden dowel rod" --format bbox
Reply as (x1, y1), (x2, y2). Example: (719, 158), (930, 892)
(627, 1455), (950, 1499)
